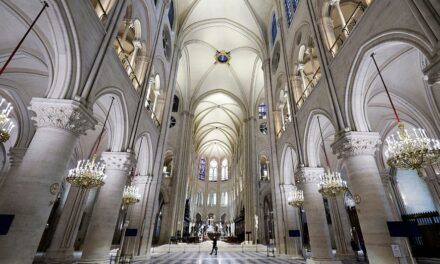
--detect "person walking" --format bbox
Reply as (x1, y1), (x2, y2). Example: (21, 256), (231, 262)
(210, 237), (218, 255)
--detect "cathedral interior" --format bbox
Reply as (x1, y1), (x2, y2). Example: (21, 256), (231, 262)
(1, 0), (440, 263)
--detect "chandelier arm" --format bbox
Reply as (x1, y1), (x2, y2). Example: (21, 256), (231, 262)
(370, 53), (401, 124)
(93, 96), (115, 156)
(317, 116), (331, 169)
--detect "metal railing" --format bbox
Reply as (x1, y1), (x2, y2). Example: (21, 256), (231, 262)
(94, 0), (161, 128)
(329, 2), (366, 56)
(296, 66), (321, 109)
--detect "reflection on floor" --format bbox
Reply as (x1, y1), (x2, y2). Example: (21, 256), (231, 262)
(144, 252), (307, 264)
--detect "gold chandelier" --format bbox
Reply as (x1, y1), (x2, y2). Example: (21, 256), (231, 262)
(318, 170), (348, 196)
(66, 97), (115, 189)
(288, 186), (304, 208)
(66, 155), (106, 189)
(122, 185), (141, 205)
(0, 98), (15, 143)
(316, 116), (348, 197)
(371, 53), (440, 175)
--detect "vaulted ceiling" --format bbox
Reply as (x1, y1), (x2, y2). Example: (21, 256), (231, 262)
(176, 0), (273, 159)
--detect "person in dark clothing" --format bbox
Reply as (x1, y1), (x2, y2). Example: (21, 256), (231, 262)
(350, 239), (360, 261)
(210, 238), (218, 255)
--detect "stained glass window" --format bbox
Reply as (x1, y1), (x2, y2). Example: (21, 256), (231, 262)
(258, 102), (267, 119)
(284, 0), (299, 27)
(199, 158), (206, 180)
(209, 159), (218, 181)
(221, 159), (228, 180)
(168, 1), (175, 29)
(271, 14), (277, 44)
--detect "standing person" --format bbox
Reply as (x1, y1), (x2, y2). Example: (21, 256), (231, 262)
(350, 238), (360, 261)
(210, 237), (218, 255)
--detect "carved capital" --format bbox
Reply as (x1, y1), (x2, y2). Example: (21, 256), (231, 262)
(295, 167), (324, 184)
(29, 99), (96, 136)
(332, 131), (381, 159)
(101, 152), (136, 172)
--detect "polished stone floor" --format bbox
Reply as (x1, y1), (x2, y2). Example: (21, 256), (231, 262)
(143, 252), (307, 264)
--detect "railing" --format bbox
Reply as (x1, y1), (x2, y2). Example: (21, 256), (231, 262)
(115, 37), (143, 90)
(94, 0), (161, 128)
(144, 102), (161, 127)
(296, 66), (321, 109)
(329, 2), (366, 56)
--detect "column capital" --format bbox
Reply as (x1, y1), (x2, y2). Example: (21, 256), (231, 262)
(101, 151), (136, 172)
(332, 131), (381, 159)
(295, 166), (324, 184)
(29, 98), (96, 136)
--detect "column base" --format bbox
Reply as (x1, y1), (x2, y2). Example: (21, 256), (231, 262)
(306, 259), (342, 264)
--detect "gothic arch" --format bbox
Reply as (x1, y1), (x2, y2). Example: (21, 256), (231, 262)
(92, 88), (130, 151)
(279, 144), (297, 185)
(304, 110), (337, 168)
(346, 31), (435, 132)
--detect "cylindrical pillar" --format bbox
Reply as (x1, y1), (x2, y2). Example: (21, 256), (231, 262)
(296, 167), (339, 263)
(0, 99), (95, 264)
(45, 187), (89, 263)
(332, 132), (399, 264)
(79, 151), (135, 263)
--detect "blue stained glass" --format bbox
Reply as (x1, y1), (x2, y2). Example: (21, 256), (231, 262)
(168, 1), (175, 29)
(271, 14), (277, 44)
(199, 159), (206, 180)
(285, 0), (299, 27)
(218, 54), (228, 63)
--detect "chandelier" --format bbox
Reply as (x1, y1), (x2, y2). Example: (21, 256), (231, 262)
(0, 98), (15, 143)
(122, 185), (141, 205)
(66, 97), (115, 189)
(316, 116), (348, 196)
(318, 170), (348, 196)
(371, 53), (440, 175)
(66, 155), (106, 189)
(288, 186), (304, 208)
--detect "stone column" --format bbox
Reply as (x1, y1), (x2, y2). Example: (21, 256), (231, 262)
(79, 151), (135, 263)
(332, 131), (398, 264)
(45, 187), (89, 263)
(0, 147), (27, 187)
(122, 175), (152, 257)
(330, 0), (348, 37)
(282, 184), (302, 257)
(328, 195), (353, 259)
(296, 167), (340, 263)
(0, 99), (95, 264)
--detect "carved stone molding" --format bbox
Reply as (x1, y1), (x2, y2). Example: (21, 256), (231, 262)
(101, 152), (136, 172)
(295, 167), (324, 184)
(29, 98), (96, 136)
(8, 147), (27, 167)
(331, 131), (381, 159)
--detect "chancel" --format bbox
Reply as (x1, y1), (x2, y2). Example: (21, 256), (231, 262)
(0, 0), (440, 263)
